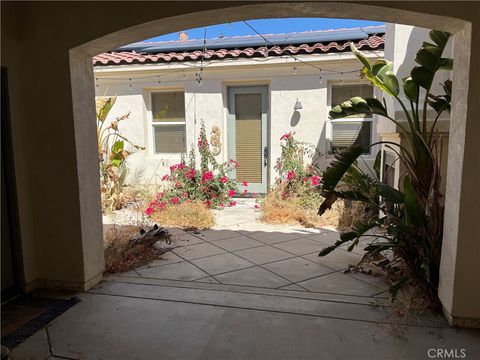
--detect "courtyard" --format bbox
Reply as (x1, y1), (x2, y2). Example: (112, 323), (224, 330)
(10, 201), (480, 358)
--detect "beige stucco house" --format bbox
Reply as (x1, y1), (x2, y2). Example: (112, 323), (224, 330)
(94, 25), (388, 193)
(3, 1), (478, 328)
(94, 23), (450, 195)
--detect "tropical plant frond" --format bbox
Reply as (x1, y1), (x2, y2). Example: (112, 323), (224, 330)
(321, 145), (366, 192)
(329, 96), (388, 119)
(318, 29), (452, 303)
(96, 96), (117, 122)
(411, 30), (451, 92)
(351, 44), (400, 97)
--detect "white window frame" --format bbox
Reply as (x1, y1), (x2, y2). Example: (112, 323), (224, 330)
(326, 82), (376, 157)
(148, 89), (187, 156)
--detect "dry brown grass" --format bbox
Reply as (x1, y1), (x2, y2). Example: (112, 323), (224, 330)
(259, 192), (372, 231)
(103, 224), (171, 273)
(151, 200), (215, 230)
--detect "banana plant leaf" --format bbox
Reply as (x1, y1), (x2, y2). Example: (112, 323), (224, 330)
(96, 97), (116, 122)
(318, 145), (366, 216)
(410, 30), (451, 92)
(403, 175), (422, 227)
(375, 183), (404, 204)
(329, 97), (388, 119)
(350, 44), (400, 97)
(318, 221), (377, 256)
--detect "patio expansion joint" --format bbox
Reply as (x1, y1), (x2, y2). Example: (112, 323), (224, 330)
(145, 240), (335, 290)
(89, 290), (444, 328)
(180, 242), (308, 290)
(297, 250), (390, 290)
(239, 230), (319, 247)
(169, 250), (218, 281)
(135, 227), (387, 296)
(46, 326), (79, 360)
(102, 277), (392, 309)
(105, 273), (391, 302)
(187, 229), (245, 242)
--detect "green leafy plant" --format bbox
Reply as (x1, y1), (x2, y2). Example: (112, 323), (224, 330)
(96, 97), (145, 212)
(317, 30), (452, 303)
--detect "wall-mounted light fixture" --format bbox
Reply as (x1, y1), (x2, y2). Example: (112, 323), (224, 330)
(294, 98), (303, 111)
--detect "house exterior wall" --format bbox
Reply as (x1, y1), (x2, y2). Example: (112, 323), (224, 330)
(2, 0), (478, 326)
(380, 23), (452, 194)
(95, 54), (381, 189)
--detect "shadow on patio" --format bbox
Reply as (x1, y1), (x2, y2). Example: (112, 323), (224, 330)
(11, 201), (480, 359)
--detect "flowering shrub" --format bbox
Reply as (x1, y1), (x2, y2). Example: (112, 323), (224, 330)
(262, 132), (373, 230)
(274, 132), (321, 198)
(146, 122), (246, 216)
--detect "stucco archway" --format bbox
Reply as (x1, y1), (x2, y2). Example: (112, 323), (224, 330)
(68, 2), (476, 326)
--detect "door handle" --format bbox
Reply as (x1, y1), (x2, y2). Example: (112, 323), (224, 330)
(264, 146), (268, 166)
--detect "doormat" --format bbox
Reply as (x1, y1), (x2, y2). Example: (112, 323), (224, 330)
(1, 295), (80, 349)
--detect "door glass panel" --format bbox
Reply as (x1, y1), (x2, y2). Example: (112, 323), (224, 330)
(235, 93), (262, 183)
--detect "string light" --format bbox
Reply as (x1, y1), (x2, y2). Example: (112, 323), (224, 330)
(95, 77), (99, 88)
(196, 70), (203, 86)
(128, 78), (132, 90)
(94, 21), (381, 84)
(157, 76), (161, 85)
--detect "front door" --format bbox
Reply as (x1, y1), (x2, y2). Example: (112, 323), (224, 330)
(228, 86), (268, 194)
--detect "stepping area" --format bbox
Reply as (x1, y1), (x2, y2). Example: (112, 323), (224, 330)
(122, 200), (388, 296)
(11, 199), (480, 359)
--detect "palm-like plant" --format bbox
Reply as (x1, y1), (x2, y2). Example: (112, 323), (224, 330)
(96, 97), (145, 212)
(317, 30), (452, 302)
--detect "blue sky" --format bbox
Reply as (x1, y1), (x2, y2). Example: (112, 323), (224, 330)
(144, 18), (384, 42)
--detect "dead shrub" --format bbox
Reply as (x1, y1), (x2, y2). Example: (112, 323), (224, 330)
(259, 191), (372, 231)
(104, 224), (171, 273)
(151, 200), (215, 230)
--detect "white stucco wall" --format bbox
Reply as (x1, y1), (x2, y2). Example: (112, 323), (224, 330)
(380, 23), (452, 192)
(95, 52), (382, 187)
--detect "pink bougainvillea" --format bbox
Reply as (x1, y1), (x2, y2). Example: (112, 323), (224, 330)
(201, 171), (214, 182)
(272, 132), (322, 200)
(145, 121), (240, 215)
(185, 168), (196, 179)
(280, 132), (293, 141)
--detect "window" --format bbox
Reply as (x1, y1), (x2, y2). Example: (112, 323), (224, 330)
(329, 84), (373, 154)
(151, 92), (186, 154)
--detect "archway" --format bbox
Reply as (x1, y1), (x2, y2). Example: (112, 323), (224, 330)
(68, 2), (475, 326)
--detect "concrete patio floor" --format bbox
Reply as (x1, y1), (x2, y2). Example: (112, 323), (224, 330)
(11, 199), (480, 359)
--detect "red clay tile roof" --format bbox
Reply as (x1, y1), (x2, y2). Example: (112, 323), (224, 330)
(93, 35), (384, 66)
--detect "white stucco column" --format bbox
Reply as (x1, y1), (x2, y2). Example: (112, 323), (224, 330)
(438, 23), (480, 327)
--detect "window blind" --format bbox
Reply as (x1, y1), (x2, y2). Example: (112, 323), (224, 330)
(331, 85), (373, 118)
(235, 93), (262, 183)
(154, 124), (186, 153)
(331, 121), (371, 153)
